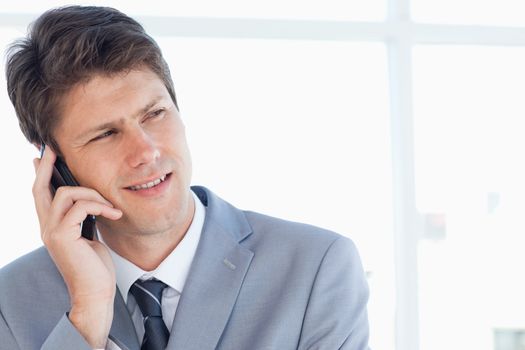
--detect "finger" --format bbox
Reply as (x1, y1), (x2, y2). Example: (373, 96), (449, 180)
(47, 187), (116, 227)
(53, 186), (114, 208)
(32, 157), (48, 220)
(44, 201), (122, 242)
(32, 156), (55, 232)
(32, 146), (56, 196)
(32, 149), (57, 222)
(63, 201), (122, 228)
(33, 158), (40, 174)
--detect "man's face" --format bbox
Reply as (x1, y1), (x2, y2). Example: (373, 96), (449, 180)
(54, 67), (193, 237)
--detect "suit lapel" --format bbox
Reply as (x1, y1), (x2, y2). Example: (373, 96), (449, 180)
(108, 287), (140, 350)
(167, 187), (254, 350)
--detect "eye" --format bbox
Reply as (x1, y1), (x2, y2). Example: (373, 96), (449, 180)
(91, 130), (115, 142)
(148, 108), (165, 119)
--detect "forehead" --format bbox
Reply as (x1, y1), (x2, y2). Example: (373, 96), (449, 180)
(66, 68), (163, 110)
(57, 68), (167, 130)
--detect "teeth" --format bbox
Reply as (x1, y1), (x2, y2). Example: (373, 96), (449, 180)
(129, 174), (166, 191)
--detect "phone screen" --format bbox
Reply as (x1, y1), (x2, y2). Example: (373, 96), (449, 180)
(40, 144), (96, 240)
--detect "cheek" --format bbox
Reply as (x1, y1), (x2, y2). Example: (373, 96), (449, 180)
(171, 123), (191, 155)
(74, 158), (116, 193)
(160, 122), (190, 158)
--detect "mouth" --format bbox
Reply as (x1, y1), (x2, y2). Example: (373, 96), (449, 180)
(126, 173), (171, 191)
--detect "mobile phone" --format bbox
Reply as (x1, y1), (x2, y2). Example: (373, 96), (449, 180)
(40, 144), (96, 240)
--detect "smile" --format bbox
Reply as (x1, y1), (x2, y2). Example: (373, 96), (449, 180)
(127, 174), (167, 191)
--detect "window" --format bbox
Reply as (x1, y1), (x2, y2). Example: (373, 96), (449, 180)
(414, 45), (525, 350)
(0, 0), (386, 21)
(2, 1), (523, 349)
(412, 0), (525, 26)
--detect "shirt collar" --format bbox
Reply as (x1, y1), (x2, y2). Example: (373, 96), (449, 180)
(102, 190), (205, 303)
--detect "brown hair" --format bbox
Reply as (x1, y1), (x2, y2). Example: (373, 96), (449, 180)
(5, 5), (178, 154)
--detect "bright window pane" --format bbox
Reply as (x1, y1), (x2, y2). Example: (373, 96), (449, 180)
(1, 0), (386, 21)
(413, 45), (525, 350)
(412, 0), (525, 26)
(158, 37), (394, 349)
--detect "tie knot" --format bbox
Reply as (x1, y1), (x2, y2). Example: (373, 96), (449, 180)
(129, 279), (168, 318)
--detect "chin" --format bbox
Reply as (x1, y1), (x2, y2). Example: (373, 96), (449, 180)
(99, 193), (191, 234)
(97, 214), (169, 237)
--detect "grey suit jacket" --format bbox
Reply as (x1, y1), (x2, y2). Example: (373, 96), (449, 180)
(0, 186), (369, 350)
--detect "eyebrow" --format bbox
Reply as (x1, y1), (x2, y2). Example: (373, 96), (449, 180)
(77, 97), (165, 141)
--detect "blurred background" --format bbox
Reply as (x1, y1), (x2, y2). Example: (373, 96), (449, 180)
(1, 1), (525, 349)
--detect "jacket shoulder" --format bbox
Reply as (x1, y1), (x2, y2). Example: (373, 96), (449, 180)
(0, 246), (54, 278)
(244, 210), (345, 239)
(0, 248), (76, 350)
(0, 246), (64, 301)
(242, 210), (358, 260)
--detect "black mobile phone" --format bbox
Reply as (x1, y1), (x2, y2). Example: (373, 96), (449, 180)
(40, 144), (96, 240)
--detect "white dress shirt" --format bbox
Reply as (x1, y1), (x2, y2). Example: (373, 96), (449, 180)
(99, 191), (205, 350)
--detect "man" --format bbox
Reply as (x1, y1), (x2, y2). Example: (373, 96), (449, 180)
(0, 6), (369, 350)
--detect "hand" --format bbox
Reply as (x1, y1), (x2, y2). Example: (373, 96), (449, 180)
(32, 147), (123, 348)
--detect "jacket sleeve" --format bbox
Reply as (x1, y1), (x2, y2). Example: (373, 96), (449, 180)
(297, 236), (370, 350)
(40, 313), (94, 350)
(0, 308), (20, 350)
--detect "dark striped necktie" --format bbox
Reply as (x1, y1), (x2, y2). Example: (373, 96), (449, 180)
(130, 279), (170, 350)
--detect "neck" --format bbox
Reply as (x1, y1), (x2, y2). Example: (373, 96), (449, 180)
(98, 194), (196, 271)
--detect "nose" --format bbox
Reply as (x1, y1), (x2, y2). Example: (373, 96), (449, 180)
(125, 128), (160, 168)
